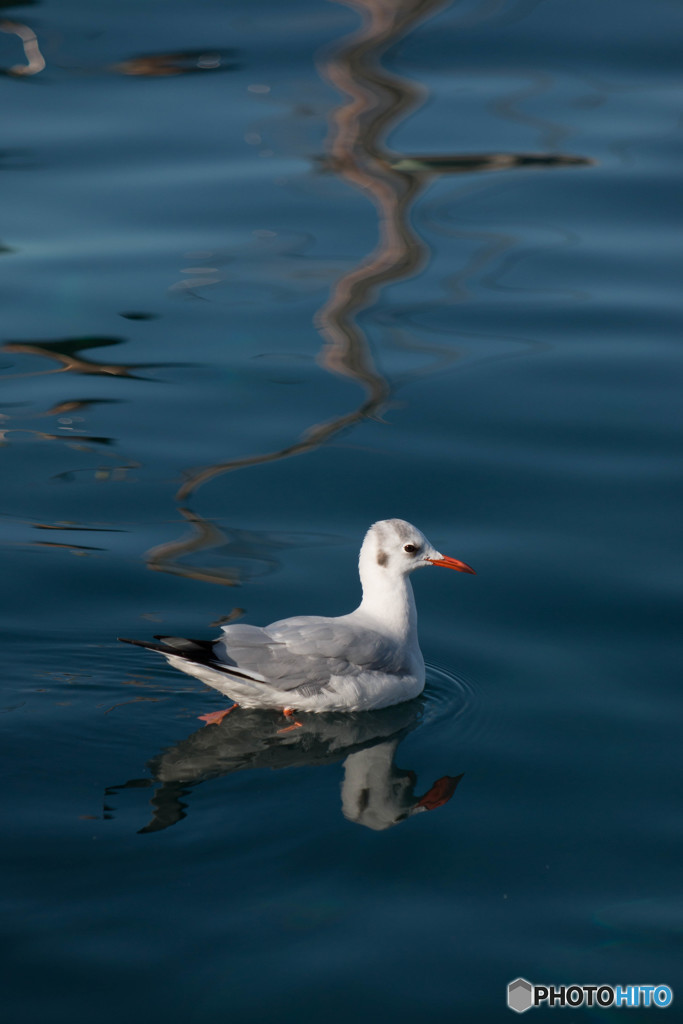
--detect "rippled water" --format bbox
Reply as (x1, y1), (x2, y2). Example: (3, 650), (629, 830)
(2, 0), (681, 1020)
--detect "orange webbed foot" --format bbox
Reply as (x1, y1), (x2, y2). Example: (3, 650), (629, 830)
(198, 704), (238, 727)
(277, 707), (303, 733)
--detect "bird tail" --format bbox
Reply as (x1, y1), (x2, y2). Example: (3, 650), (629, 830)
(118, 635), (218, 667)
(118, 635), (265, 684)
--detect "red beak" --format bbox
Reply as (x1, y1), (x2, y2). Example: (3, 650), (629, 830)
(427, 555), (476, 575)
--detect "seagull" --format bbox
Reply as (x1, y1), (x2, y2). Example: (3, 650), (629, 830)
(119, 518), (475, 722)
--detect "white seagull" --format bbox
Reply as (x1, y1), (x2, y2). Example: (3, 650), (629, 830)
(119, 519), (475, 724)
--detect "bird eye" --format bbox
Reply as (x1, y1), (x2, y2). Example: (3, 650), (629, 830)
(404, 543), (418, 554)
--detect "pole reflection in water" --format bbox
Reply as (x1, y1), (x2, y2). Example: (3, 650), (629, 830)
(105, 700), (463, 833)
(151, 0), (590, 585)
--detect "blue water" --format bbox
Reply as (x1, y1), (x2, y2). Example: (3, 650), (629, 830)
(2, 0), (681, 1020)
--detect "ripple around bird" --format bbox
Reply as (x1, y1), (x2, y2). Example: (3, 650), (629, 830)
(420, 663), (488, 743)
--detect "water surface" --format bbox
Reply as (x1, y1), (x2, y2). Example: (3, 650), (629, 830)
(1, 0), (681, 1020)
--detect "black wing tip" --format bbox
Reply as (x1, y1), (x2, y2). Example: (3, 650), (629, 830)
(117, 634), (223, 669)
(118, 635), (263, 684)
(118, 636), (175, 654)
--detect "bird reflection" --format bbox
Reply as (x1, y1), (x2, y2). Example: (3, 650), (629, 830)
(105, 700), (462, 833)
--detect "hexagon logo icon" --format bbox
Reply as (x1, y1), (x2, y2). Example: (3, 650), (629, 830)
(508, 978), (533, 1013)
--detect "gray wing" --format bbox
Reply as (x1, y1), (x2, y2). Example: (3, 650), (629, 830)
(215, 618), (398, 694)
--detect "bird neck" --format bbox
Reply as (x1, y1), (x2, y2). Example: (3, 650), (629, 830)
(358, 568), (418, 642)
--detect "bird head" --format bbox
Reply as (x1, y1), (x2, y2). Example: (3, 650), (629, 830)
(360, 518), (475, 579)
